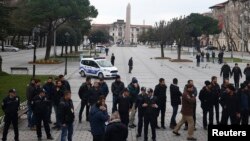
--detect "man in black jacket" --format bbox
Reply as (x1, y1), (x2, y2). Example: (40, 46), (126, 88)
(136, 87), (147, 137)
(31, 89), (53, 140)
(26, 78), (35, 128)
(2, 89), (20, 141)
(143, 88), (158, 141)
(237, 82), (249, 125)
(111, 53), (115, 66)
(89, 81), (103, 106)
(231, 63), (242, 89)
(59, 75), (71, 92)
(111, 75), (125, 113)
(170, 78), (182, 129)
(99, 78), (109, 98)
(43, 77), (55, 123)
(60, 91), (75, 141)
(211, 76), (221, 125)
(78, 76), (92, 122)
(220, 62), (231, 80)
(244, 63), (250, 82)
(104, 112), (128, 141)
(199, 81), (213, 130)
(128, 57), (133, 73)
(154, 78), (167, 129)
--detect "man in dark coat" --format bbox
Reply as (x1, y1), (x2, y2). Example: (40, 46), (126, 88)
(231, 63), (242, 89)
(111, 75), (125, 113)
(211, 76), (221, 125)
(237, 82), (250, 125)
(128, 57), (133, 73)
(1, 89), (20, 141)
(89, 81), (103, 106)
(244, 63), (250, 82)
(196, 53), (201, 67)
(59, 75), (71, 92)
(43, 77), (55, 123)
(78, 76), (92, 122)
(26, 78), (36, 128)
(220, 84), (240, 125)
(31, 89), (53, 140)
(136, 87), (147, 137)
(170, 78), (182, 129)
(206, 52), (210, 62)
(104, 112), (128, 141)
(111, 53), (115, 66)
(154, 78), (167, 129)
(99, 78), (109, 98)
(212, 51), (215, 63)
(199, 81), (213, 130)
(220, 62), (231, 80)
(201, 51), (205, 62)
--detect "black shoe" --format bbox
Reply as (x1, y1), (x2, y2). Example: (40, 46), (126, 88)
(184, 126), (188, 130)
(132, 124), (137, 127)
(129, 125), (135, 128)
(173, 131), (181, 136)
(155, 125), (160, 129)
(48, 121), (52, 124)
(136, 134), (141, 138)
(47, 136), (54, 140)
(38, 137), (42, 141)
(187, 137), (197, 140)
(161, 126), (166, 129)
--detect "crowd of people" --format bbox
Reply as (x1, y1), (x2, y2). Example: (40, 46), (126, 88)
(1, 67), (250, 141)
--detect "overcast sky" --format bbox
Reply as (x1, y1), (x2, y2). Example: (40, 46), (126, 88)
(90, 0), (226, 25)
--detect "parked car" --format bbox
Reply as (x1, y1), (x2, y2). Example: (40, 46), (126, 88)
(204, 46), (218, 51)
(95, 45), (106, 53)
(25, 43), (34, 49)
(0, 45), (19, 52)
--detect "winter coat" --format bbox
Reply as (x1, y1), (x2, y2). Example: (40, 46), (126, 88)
(181, 91), (196, 116)
(154, 84), (167, 105)
(127, 83), (140, 103)
(199, 86), (213, 110)
(78, 82), (92, 101)
(31, 95), (50, 115)
(128, 58), (133, 67)
(100, 82), (109, 97)
(244, 67), (250, 78)
(220, 64), (231, 78)
(43, 82), (55, 100)
(220, 92), (240, 114)
(89, 88), (103, 105)
(231, 66), (242, 79)
(170, 84), (182, 106)
(59, 98), (75, 124)
(111, 81), (125, 96)
(2, 96), (20, 116)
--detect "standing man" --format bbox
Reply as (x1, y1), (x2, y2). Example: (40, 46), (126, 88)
(2, 89), (20, 141)
(111, 75), (125, 113)
(201, 51), (205, 62)
(58, 75), (71, 92)
(199, 81), (213, 130)
(212, 51), (215, 63)
(60, 91), (75, 141)
(244, 63), (250, 82)
(128, 77), (140, 128)
(206, 52), (210, 62)
(105, 47), (109, 56)
(173, 84), (197, 141)
(220, 62), (231, 80)
(237, 82), (249, 125)
(196, 53), (201, 67)
(154, 78), (167, 129)
(26, 78), (36, 128)
(211, 76), (221, 125)
(78, 76), (92, 122)
(99, 78), (109, 98)
(31, 89), (53, 140)
(136, 87), (147, 138)
(128, 57), (133, 73)
(116, 88), (131, 126)
(111, 53), (115, 66)
(43, 77), (55, 123)
(231, 63), (242, 89)
(143, 88), (158, 141)
(169, 78), (182, 129)
(89, 81), (103, 107)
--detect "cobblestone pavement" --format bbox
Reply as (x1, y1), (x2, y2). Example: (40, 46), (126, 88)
(1, 45), (248, 141)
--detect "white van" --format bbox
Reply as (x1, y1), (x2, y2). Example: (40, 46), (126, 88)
(79, 57), (118, 78)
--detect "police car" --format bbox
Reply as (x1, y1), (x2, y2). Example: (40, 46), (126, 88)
(79, 57), (118, 78)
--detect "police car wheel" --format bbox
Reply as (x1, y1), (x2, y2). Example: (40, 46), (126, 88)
(98, 73), (104, 79)
(80, 71), (86, 77)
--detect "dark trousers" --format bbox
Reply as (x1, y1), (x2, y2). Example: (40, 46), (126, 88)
(246, 76), (250, 82)
(129, 66), (133, 73)
(111, 61), (114, 66)
(35, 113), (51, 138)
(157, 103), (166, 127)
(214, 102), (220, 124)
(234, 77), (240, 89)
(197, 61), (200, 67)
(221, 110), (238, 125)
(48, 102), (52, 122)
(144, 115), (156, 140)
(93, 134), (104, 141)
(61, 123), (73, 141)
(240, 110), (249, 125)
(170, 105), (179, 126)
(54, 104), (61, 127)
(2, 115), (19, 141)
(137, 110), (144, 135)
(112, 95), (118, 113)
(185, 103), (196, 127)
(202, 107), (213, 127)
(79, 99), (90, 121)
(120, 112), (129, 127)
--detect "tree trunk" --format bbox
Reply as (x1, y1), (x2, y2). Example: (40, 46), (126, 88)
(160, 43), (164, 58)
(45, 29), (53, 60)
(43, 35), (46, 48)
(177, 45), (181, 60)
(244, 40), (249, 52)
(11, 35), (16, 45)
(1, 40), (4, 52)
(21, 36), (24, 46)
(65, 45), (68, 54)
(75, 45), (78, 52)
(39, 35), (42, 47)
(17, 34), (20, 44)
(28, 36), (31, 44)
(70, 46), (73, 53)
(61, 46), (64, 57)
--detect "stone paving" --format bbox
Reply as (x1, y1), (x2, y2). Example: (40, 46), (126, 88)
(1, 45), (249, 141)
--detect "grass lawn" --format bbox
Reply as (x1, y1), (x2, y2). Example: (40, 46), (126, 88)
(0, 72), (56, 116)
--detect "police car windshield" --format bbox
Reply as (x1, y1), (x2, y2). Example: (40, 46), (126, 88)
(96, 60), (113, 67)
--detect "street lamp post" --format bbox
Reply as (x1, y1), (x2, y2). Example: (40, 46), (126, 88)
(64, 32), (70, 75)
(32, 27), (40, 78)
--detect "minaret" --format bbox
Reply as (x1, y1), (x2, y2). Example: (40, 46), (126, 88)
(125, 3), (131, 45)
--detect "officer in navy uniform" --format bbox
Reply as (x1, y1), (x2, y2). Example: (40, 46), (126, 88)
(1, 89), (20, 141)
(31, 89), (53, 140)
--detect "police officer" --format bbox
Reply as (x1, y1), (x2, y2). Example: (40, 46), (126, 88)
(2, 89), (20, 141)
(136, 87), (147, 138)
(31, 89), (53, 140)
(143, 88), (158, 141)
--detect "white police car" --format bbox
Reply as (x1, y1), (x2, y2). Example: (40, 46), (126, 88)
(79, 57), (118, 78)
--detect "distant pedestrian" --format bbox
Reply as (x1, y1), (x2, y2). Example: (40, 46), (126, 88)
(60, 91), (75, 141)
(173, 84), (197, 141)
(99, 78), (109, 98)
(105, 47), (109, 56)
(31, 89), (53, 140)
(104, 112), (128, 141)
(111, 75), (125, 113)
(218, 51), (224, 64)
(212, 51), (215, 63)
(206, 52), (210, 62)
(128, 57), (133, 73)
(58, 75), (71, 92)
(154, 78), (167, 129)
(2, 89), (20, 141)
(243, 63), (250, 82)
(89, 97), (109, 141)
(220, 62), (231, 80)
(136, 87), (147, 137)
(169, 78), (182, 129)
(231, 63), (242, 89)
(201, 51), (205, 62)
(111, 53), (115, 66)
(196, 53), (201, 67)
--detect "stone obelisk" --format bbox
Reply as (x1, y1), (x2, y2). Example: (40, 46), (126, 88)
(125, 3), (131, 45)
